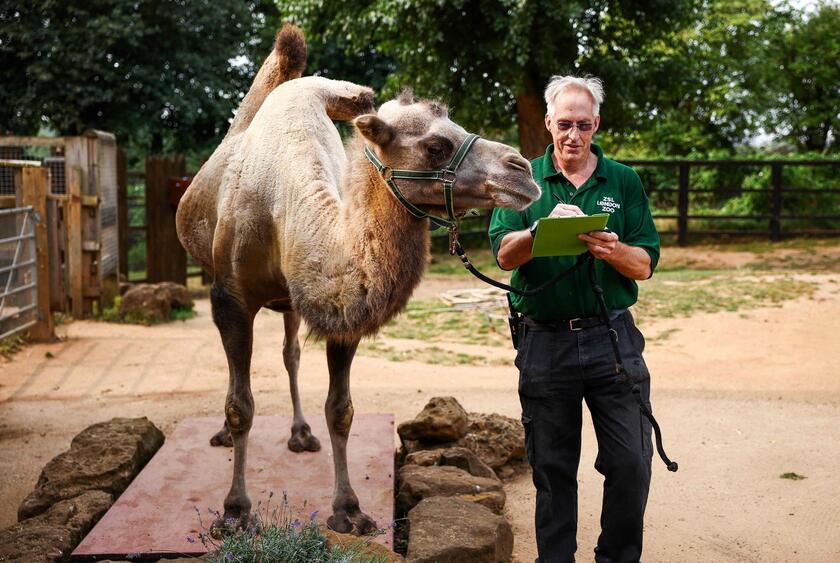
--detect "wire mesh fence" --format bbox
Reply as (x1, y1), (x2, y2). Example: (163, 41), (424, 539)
(0, 206), (38, 340)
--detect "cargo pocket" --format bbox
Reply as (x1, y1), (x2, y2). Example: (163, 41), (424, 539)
(621, 313), (650, 383)
(521, 414), (535, 466)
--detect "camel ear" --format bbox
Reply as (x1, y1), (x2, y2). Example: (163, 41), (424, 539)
(354, 114), (395, 147)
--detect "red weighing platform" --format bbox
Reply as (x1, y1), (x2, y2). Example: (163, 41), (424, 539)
(72, 414), (395, 560)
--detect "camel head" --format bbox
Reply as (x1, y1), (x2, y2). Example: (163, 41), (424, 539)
(354, 90), (540, 215)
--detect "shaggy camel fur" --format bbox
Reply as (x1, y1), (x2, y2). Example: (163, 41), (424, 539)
(176, 25), (540, 534)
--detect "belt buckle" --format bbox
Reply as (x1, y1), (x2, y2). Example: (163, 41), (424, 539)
(569, 318), (583, 331)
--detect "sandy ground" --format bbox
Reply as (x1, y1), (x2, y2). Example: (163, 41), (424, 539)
(2, 249), (840, 561)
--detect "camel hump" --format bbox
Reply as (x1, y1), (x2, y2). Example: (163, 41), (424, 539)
(273, 24), (307, 80)
(227, 24), (308, 136)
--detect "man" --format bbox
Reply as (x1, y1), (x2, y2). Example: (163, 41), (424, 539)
(489, 75), (660, 563)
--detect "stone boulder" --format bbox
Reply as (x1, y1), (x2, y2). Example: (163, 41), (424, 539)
(119, 282), (193, 323)
(398, 396), (468, 443)
(456, 413), (525, 476)
(320, 525), (405, 562)
(406, 497), (513, 563)
(18, 417), (165, 520)
(0, 490), (112, 563)
(399, 410), (526, 479)
(404, 446), (498, 481)
(396, 465), (505, 515)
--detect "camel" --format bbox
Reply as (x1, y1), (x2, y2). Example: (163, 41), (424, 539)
(175, 25), (540, 534)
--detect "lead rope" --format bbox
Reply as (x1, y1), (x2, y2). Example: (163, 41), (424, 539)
(587, 255), (678, 472)
(452, 241), (678, 472)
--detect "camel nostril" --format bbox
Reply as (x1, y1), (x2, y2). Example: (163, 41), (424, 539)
(503, 154), (531, 174)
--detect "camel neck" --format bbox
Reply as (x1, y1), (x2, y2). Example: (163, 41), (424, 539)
(289, 136), (429, 341)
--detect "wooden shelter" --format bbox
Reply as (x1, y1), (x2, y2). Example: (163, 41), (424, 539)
(0, 131), (120, 321)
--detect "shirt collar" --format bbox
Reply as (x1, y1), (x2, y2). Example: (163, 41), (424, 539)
(541, 143), (607, 183)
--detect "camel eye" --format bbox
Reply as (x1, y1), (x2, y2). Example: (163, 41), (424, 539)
(422, 137), (453, 162)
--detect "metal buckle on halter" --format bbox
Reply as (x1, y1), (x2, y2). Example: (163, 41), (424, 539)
(569, 318), (583, 331)
(441, 170), (457, 184)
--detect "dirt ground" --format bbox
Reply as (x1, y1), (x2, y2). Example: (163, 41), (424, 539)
(2, 244), (840, 562)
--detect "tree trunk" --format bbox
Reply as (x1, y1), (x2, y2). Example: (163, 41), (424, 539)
(516, 77), (552, 160)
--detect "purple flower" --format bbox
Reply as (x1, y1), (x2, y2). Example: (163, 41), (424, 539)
(226, 552), (233, 561)
(309, 510), (319, 521)
(291, 518), (301, 529)
(186, 536), (195, 544)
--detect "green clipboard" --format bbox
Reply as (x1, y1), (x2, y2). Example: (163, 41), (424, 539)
(531, 213), (610, 257)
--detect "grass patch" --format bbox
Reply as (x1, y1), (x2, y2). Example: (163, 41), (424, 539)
(427, 248), (504, 277)
(195, 493), (388, 563)
(779, 472), (806, 481)
(355, 341), (508, 366)
(379, 298), (509, 347)
(0, 334), (27, 361)
(634, 271), (817, 323)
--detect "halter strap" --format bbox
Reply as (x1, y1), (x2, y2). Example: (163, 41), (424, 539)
(364, 133), (480, 230)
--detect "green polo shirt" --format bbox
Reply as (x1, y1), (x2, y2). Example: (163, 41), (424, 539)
(489, 143), (660, 320)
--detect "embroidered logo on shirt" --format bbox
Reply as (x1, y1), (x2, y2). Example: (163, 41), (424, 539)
(597, 196), (621, 213)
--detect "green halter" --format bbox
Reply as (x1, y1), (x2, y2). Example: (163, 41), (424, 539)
(363, 133), (481, 233)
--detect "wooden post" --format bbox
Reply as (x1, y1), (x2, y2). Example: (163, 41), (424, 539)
(145, 155), (186, 284)
(67, 166), (84, 318)
(117, 148), (128, 279)
(21, 167), (55, 341)
(770, 162), (783, 241)
(677, 163), (690, 246)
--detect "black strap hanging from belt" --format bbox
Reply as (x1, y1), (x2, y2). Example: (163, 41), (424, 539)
(453, 243), (678, 472)
(586, 255), (678, 472)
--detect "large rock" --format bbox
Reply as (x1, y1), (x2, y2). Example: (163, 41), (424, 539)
(320, 525), (405, 562)
(404, 447), (498, 481)
(119, 282), (193, 323)
(406, 497), (513, 563)
(0, 490), (112, 563)
(398, 397), (468, 443)
(455, 413), (525, 473)
(18, 417), (164, 520)
(397, 397), (467, 443)
(400, 411), (526, 478)
(396, 465), (505, 515)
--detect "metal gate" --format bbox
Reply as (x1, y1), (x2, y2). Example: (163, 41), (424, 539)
(0, 206), (39, 340)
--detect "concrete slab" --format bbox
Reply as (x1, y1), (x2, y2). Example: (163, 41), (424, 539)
(72, 414), (395, 560)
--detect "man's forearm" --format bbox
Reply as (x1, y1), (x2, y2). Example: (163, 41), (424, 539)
(497, 230), (534, 270)
(604, 243), (651, 280)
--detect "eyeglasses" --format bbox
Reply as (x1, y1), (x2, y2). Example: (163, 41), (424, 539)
(554, 120), (594, 132)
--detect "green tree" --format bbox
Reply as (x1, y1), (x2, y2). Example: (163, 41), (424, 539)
(770, 2), (839, 153)
(0, 0), (262, 160)
(279, 0), (697, 158)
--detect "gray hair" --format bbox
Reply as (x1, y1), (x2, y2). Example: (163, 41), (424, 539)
(544, 75), (605, 117)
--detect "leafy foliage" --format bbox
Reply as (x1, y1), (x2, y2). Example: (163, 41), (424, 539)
(0, 1), (261, 159)
(279, 0), (697, 155)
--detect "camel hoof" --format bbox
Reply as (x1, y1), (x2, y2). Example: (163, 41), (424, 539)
(209, 511), (251, 539)
(287, 424), (321, 452)
(209, 427), (233, 448)
(327, 510), (378, 536)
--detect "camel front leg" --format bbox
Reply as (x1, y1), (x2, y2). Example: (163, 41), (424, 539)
(324, 338), (377, 535)
(210, 283), (256, 532)
(283, 311), (320, 452)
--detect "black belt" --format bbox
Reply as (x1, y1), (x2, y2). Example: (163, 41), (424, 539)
(524, 315), (605, 332)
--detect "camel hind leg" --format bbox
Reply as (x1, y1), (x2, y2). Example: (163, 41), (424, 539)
(324, 338), (377, 535)
(210, 282), (256, 531)
(283, 311), (320, 452)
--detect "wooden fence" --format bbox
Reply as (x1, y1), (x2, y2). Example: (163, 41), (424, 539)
(435, 158), (840, 248)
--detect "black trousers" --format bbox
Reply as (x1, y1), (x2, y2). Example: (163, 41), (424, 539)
(516, 311), (653, 563)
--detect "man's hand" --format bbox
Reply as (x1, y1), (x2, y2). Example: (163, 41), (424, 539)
(579, 230), (652, 280)
(549, 203), (584, 217)
(578, 230), (619, 260)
